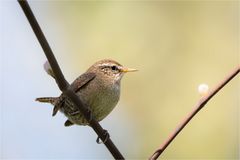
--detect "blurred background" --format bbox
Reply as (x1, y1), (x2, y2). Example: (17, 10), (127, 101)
(1, 1), (239, 159)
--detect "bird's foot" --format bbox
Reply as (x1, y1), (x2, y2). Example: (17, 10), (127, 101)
(96, 129), (110, 144)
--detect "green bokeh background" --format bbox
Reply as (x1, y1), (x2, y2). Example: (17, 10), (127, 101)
(1, 1), (239, 159)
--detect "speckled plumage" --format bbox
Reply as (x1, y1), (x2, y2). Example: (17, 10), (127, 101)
(36, 59), (136, 126)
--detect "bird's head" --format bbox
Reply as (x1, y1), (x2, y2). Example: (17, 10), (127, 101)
(87, 59), (137, 83)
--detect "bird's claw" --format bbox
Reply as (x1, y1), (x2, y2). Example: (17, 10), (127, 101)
(96, 129), (110, 144)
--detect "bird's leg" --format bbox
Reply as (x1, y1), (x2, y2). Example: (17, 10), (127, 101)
(96, 129), (110, 144)
(86, 108), (93, 122)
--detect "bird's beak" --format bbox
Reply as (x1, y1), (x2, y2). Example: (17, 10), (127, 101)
(120, 67), (138, 73)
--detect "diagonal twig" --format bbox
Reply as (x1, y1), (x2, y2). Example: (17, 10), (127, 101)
(149, 65), (240, 160)
(17, 0), (124, 159)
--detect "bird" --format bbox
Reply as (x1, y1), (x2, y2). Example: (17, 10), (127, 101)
(36, 59), (137, 127)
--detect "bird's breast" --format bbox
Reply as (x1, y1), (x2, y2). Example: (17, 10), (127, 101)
(78, 79), (121, 121)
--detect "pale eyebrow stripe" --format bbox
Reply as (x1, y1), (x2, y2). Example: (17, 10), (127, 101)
(98, 63), (112, 68)
(98, 63), (121, 71)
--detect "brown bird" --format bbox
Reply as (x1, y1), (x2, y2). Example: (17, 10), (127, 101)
(36, 59), (137, 127)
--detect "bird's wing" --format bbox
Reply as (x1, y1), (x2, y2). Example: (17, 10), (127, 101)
(70, 72), (96, 92)
(52, 72), (96, 117)
(64, 119), (74, 127)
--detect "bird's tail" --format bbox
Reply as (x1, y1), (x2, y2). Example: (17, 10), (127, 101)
(35, 97), (57, 105)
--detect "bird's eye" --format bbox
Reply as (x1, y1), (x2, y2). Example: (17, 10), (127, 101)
(111, 66), (117, 71)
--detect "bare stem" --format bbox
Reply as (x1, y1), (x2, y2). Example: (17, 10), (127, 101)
(17, 0), (124, 159)
(149, 66), (240, 160)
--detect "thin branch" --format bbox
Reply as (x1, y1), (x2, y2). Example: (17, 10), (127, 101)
(149, 65), (240, 160)
(17, 0), (124, 159)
